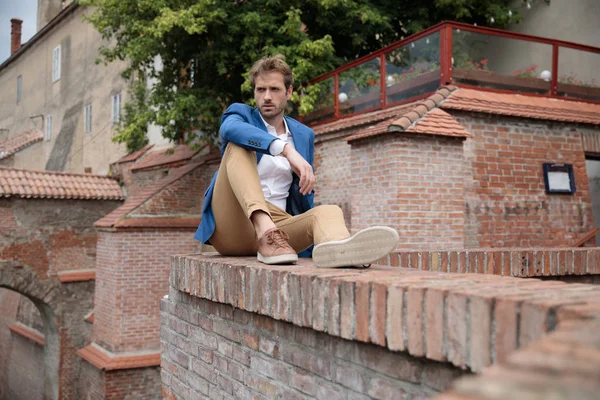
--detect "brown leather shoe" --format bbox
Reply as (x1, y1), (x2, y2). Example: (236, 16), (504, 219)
(257, 228), (298, 265)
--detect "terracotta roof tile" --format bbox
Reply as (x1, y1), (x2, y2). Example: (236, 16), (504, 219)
(403, 108), (471, 137)
(0, 167), (124, 200)
(130, 144), (205, 171)
(346, 86), (462, 142)
(0, 129), (43, 160)
(115, 144), (154, 164)
(94, 153), (219, 228)
(312, 102), (422, 136)
(442, 88), (600, 125)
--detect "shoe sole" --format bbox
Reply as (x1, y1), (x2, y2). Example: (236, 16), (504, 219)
(313, 226), (399, 268)
(257, 252), (298, 265)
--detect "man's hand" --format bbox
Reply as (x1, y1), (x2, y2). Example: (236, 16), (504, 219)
(282, 144), (315, 195)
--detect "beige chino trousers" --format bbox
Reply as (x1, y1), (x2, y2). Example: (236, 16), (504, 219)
(209, 143), (350, 256)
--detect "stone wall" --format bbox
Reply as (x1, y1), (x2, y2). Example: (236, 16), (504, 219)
(0, 198), (121, 278)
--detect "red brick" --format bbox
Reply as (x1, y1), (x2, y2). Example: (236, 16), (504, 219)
(355, 280), (370, 342)
(386, 284), (405, 351)
(370, 282), (387, 347)
(406, 286), (425, 357)
(340, 280), (355, 340)
(469, 295), (492, 372)
(446, 292), (468, 368)
(425, 287), (445, 361)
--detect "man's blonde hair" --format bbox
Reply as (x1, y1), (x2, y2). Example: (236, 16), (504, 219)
(249, 54), (294, 90)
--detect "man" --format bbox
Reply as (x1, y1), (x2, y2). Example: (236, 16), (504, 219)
(194, 55), (398, 267)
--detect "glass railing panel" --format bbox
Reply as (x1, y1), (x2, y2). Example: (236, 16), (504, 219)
(557, 47), (600, 102)
(385, 31), (441, 104)
(452, 29), (552, 95)
(337, 58), (381, 116)
(301, 77), (335, 125)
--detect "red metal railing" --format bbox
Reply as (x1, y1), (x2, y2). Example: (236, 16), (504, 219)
(302, 21), (600, 126)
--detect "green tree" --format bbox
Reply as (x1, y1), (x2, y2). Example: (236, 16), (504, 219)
(81, 0), (543, 152)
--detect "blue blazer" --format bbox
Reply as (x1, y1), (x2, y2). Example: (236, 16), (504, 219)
(193, 103), (316, 256)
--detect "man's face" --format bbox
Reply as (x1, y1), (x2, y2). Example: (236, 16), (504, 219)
(254, 71), (292, 120)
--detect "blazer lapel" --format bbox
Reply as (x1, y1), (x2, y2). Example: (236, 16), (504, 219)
(253, 108), (268, 163)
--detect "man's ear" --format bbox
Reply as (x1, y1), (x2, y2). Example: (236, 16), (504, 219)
(286, 85), (293, 100)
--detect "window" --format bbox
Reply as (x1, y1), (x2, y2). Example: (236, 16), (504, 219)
(17, 75), (22, 102)
(84, 104), (92, 135)
(52, 45), (61, 82)
(45, 115), (52, 141)
(111, 93), (121, 123)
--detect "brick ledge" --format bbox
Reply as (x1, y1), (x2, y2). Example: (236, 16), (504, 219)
(57, 269), (95, 283)
(76, 343), (160, 371)
(378, 248), (600, 277)
(170, 254), (600, 373)
(9, 322), (44, 346)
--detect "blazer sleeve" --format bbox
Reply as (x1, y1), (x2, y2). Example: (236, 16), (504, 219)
(220, 103), (279, 154)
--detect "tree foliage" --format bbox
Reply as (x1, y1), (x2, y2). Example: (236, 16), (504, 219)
(81, 0), (544, 152)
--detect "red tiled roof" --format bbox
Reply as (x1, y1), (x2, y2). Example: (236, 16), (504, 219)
(130, 144), (205, 171)
(0, 129), (43, 160)
(312, 102), (421, 136)
(346, 87), (466, 142)
(94, 161), (206, 228)
(402, 108), (471, 137)
(0, 167), (124, 200)
(115, 144), (154, 164)
(442, 88), (600, 126)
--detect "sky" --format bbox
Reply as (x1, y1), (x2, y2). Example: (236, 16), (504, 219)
(0, 0), (38, 63)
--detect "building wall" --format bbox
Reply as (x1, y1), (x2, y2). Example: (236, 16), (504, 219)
(76, 362), (161, 400)
(5, 334), (45, 400)
(161, 290), (464, 400)
(314, 133), (354, 228)
(350, 134), (467, 250)
(509, 0), (600, 48)
(93, 229), (201, 353)
(457, 112), (595, 247)
(0, 289), (20, 400)
(0, 198), (122, 278)
(0, 6), (130, 175)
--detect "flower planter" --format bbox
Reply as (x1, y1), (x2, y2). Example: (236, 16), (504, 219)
(558, 82), (600, 101)
(452, 68), (551, 94)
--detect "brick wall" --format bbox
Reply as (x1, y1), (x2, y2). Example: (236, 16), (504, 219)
(350, 134), (466, 250)
(164, 254), (600, 400)
(161, 255), (600, 399)
(77, 362), (162, 400)
(161, 289), (464, 400)
(314, 133), (355, 227)
(0, 198), (122, 278)
(93, 229), (201, 353)
(457, 113), (595, 247)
